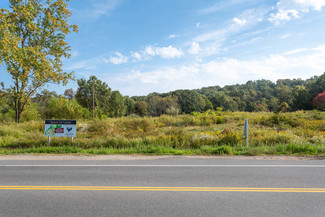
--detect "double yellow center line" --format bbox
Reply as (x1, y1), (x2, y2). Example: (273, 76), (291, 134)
(1, 186), (325, 193)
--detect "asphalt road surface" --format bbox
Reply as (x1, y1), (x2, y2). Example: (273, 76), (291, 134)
(0, 156), (325, 217)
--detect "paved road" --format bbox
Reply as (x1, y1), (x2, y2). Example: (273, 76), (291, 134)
(0, 157), (325, 217)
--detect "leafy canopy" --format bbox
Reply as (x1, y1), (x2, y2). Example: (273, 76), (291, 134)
(0, 0), (78, 122)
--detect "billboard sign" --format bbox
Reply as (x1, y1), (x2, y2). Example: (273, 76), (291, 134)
(44, 120), (77, 137)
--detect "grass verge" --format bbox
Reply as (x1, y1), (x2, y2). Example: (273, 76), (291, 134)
(1, 144), (324, 156)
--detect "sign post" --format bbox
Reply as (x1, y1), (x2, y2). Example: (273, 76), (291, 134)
(44, 120), (77, 146)
(243, 119), (249, 147)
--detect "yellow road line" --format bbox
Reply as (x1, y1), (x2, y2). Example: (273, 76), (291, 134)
(0, 186), (325, 192)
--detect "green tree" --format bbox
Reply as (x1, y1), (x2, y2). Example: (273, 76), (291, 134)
(46, 97), (89, 119)
(164, 95), (179, 115)
(174, 90), (204, 113)
(124, 96), (135, 116)
(278, 102), (290, 113)
(0, 93), (15, 121)
(108, 90), (126, 117)
(0, 0), (78, 122)
(33, 89), (58, 106)
(267, 97), (279, 112)
(147, 95), (165, 117)
(32, 89), (58, 118)
(20, 102), (40, 121)
(254, 99), (268, 112)
(291, 85), (309, 110)
(275, 85), (293, 105)
(222, 96), (238, 111)
(75, 76), (111, 115)
(135, 101), (147, 117)
(64, 88), (75, 100)
(202, 98), (213, 111)
(306, 72), (325, 110)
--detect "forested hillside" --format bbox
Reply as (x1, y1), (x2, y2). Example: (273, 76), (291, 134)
(1, 72), (325, 121)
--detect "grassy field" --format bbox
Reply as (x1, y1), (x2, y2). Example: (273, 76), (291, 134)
(0, 110), (324, 156)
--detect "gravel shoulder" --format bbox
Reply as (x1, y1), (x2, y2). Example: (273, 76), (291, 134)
(0, 154), (324, 161)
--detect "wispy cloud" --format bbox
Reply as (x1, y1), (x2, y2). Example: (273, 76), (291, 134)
(120, 45), (325, 95)
(131, 45), (184, 61)
(280, 33), (291, 39)
(131, 52), (142, 62)
(86, 0), (123, 18)
(198, 0), (252, 14)
(283, 48), (308, 55)
(268, 0), (325, 24)
(188, 42), (201, 55)
(168, 34), (178, 39)
(233, 17), (247, 26)
(268, 9), (300, 24)
(70, 50), (80, 58)
(188, 8), (269, 57)
(125, 65), (198, 84)
(152, 46), (184, 59)
(109, 52), (128, 64)
(64, 54), (113, 70)
(64, 58), (102, 71)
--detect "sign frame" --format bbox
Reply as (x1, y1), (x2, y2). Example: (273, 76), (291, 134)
(44, 120), (77, 138)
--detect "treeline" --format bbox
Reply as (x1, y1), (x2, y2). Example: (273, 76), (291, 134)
(0, 73), (325, 121)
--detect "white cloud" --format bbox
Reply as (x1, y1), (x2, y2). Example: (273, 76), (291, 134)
(144, 46), (156, 56)
(198, 0), (252, 14)
(109, 52), (128, 64)
(190, 9), (268, 57)
(268, 0), (325, 24)
(268, 9), (300, 24)
(280, 33), (291, 39)
(168, 34), (177, 38)
(233, 17), (247, 26)
(131, 52), (142, 61)
(88, 0), (122, 18)
(284, 48), (308, 55)
(155, 46), (184, 59)
(126, 66), (199, 84)
(64, 56), (106, 70)
(193, 29), (226, 44)
(71, 50), (80, 58)
(196, 22), (201, 28)
(143, 45), (183, 59)
(188, 42), (200, 55)
(291, 0), (325, 11)
(122, 45), (325, 95)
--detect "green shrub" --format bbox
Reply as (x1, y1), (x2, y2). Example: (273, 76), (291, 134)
(200, 145), (233, 155)
(284, 144), (318, 155)
(261, 114), (300, 128)
(218, 129), (242, 146)
(258, 134), (292, 145)
(21, 103), (41, 122)
(119, 118), (157, 137)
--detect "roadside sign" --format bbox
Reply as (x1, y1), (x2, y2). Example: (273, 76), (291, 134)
(44, 120), (77, 138)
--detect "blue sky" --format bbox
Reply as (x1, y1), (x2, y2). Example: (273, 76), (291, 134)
(1, 0), (325, 96)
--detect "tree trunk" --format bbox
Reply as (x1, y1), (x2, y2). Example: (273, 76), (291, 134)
(15, 107), (21, 123)
(15, 97), (22, 123)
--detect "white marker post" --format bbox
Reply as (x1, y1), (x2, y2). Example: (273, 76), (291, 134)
(44, 120), (77, 146)
(243, 119), (249, 147)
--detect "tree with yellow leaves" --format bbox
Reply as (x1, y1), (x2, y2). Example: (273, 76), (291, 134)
(0, 0), (78, 122)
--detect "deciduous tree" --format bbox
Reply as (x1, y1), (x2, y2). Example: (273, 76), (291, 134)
(108, 90), (126, 117)
(313, 90), (325, 111)
(75, 76), (111, 115)
(0, 0), (78, 122)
